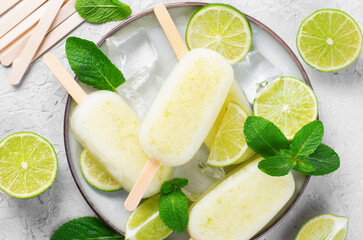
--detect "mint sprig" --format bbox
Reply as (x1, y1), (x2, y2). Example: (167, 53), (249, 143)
(244, 116), (340, 176)
(75, 0), (132, 23)
(244, 116), (289, 158)
(65, 37), (125, 92)
(51, 217), (123, 239)
(159, 178), (189, 233)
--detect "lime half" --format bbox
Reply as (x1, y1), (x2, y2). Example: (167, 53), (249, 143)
(125, 194), (172, 240)
(186, 3), (252, 64)
(0, 132), (58, 198)
(207, 102), (255, 167)
(297, 9), (363, 72)
(295, 214), (348, 240)
(80, 150), (122, 192)
(254, 76), (318, 140)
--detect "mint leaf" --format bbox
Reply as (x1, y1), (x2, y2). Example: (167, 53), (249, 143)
(159, 188), (189, 233)
(293, 158), (316, 173)
(258, 154), (294, 176)
(300, 144), (340, 175)
(51, 217), (122, 239)
(289, 120), (324, 158)
(244, 116), (289, 158)
(161, 178), (188, 194)
(66, 37), (125, 91)
(75, 0), (132, 23)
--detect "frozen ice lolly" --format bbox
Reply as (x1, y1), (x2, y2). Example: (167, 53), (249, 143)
(139, 48), (234, 166)
(43, 53), (172, 198)
(124, 5), (234, 211)
(188, 156), (295, 240)
(71, 91), (173, 197)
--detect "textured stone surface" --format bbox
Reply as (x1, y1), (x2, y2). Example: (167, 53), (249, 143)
(0, 0), (362, 239)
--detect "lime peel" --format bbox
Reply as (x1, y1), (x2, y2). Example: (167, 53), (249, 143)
(297, 9), (363, 72)
(207, 102), (255, 167)
(186, 3), (252, 64)
(0, 132), (58, 198)
(254, 76), (318, 140)
(80, 150), (122, 192)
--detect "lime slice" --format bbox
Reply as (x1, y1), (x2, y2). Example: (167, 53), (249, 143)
(125, 194), (172, 240)
(295, 214), (348, 240)
(186, 3), (252, 64)
(80, 150), (122, 192)
(297, 9), (363, 72)
(207, 102), (255, 167)
(254, 76), (318, 140)
(0, 132), (58, 198)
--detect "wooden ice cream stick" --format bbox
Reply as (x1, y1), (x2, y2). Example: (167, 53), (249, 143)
(123, 4), (189, 212)
(9, 0), (65, 85)
(124, 158), (161, 211)
(0, 0), (21, 16)
(0, 0), (72, 53)
(1, 4), (83, 66)
(154, 4), (188, 61)
(43, 53), (87, 104)
(0, 0), (48, 38)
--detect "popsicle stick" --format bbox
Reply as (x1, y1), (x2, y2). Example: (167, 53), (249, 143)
(124, 4), (190, 212)
(124, 158), (161, 211)
(0, 0), (72, 53)
(0, 2), (47, 52)
(0, 0), (21, 16)
(9, 0), (65, 85)
(154, 4), (188, 61)
(1, 3), (82, 66)
(0, 0), (48, 38)
(43, 53), (87, 104)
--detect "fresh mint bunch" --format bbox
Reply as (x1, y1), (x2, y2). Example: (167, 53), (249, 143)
(159, 178), (189, 233)
(244, 116), (340, 177)
(65, 37), (125, 91)
(75, 0), (132, 23)
(51, 217), (123, 239)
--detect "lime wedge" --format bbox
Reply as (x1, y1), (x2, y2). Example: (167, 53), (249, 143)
(207, 102), (255, 167)
(295, 214), (348, 240)
(125, 194), (172, 240)
(254, 76), (318, 140)
(0, 132), (58, 198)
(297, 9), (362, 72)
(80, 150), (122, 192)
(186, 3), (252, 64)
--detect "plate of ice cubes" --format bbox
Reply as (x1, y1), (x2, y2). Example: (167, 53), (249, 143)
(64, 2), (312, 239)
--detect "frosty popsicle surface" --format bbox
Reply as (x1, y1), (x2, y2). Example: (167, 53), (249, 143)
(70, 91), (173, 197)
(139, 48), (234, 166)
(188, 156), (295, 240)
(43, 53), (172, 198)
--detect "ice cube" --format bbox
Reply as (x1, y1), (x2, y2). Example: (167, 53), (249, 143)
(106, 28), (158, 79)
(173, 145), (225, 201)
(233, 51), (282, 103)
(117, 67), (163, 118)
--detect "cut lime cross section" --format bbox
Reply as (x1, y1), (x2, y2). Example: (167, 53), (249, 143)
(186, 3), (252, 64)
(207, 102), (255, 167)
(80, 150), (122, 192)
(297, 9), (363, 72)
(0, 132), (58, 198)
(295, 214), (348, 240)
(254, 76), (318, 140)
(125, 194), (172, 240)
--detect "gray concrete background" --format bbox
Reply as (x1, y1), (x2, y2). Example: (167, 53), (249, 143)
(0, 0), (362, 239)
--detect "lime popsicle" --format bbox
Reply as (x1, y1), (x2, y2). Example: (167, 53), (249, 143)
(139, 48), (234, 166)
(70, 91), (172, 197)
(124, 5), (233, 211)
(188, 156), (295, 240)
(43, 54), (172, 198)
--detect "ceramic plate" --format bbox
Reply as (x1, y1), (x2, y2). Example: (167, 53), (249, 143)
(64, 2), (312, 239)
